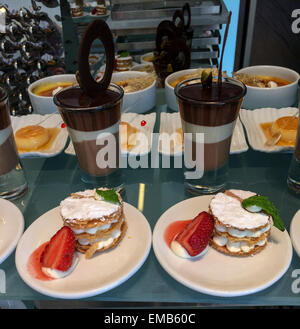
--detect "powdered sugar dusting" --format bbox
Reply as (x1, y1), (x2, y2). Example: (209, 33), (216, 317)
(210, 192), (270, 229)
(60, 189), (120, 221)
(228, 189), (256, 200)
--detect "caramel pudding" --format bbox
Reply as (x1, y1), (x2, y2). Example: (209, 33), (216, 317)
(54, 85), (123, 176)
(120, 121), (139, 151)
(177, 81), (244, 171)
(15, 125), (60, 152)
(33, 82), (75, 97)
(260, 115), (298, 147)
(0, 89), (18, 175)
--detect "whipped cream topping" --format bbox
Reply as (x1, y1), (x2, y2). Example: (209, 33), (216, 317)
(42, 253), (78, 279)
(170, 241), (209, 259)
(60, 189), (120, 221)
(210, 192), (270, 230)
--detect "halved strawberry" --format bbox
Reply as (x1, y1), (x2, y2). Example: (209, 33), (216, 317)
(40, 226), (76, 271)
(175, 211), (214, 256)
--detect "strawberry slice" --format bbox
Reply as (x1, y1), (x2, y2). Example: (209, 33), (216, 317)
(40, 226), (76, 271)
(175, 211), (214, 256)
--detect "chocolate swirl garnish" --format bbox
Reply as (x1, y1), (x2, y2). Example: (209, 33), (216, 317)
(182, 3), (191, 29)
(172, 9), (185, 36)
(155, 20), (178, 51)
(218, 11), (232, 86)
(77, 19), (115, 97)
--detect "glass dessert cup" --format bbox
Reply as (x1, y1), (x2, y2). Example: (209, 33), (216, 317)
(0, 86), (27, 199)
(175, 77), (246, 194)
(54, 84), (124, 191)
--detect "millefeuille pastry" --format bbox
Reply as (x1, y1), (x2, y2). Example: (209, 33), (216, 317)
(209, 190), (272, 256)
(115, 53), (133, 72)
(60, 188), (127, 259)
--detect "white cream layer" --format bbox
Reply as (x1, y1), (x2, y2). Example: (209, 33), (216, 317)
(213, 235), (267, 253)
(41, 253), (78, 279)
(210, 192), (270, 229)
(170, 241), (209, 259)
(60, 194), (120, 221)
(72, 220), (117, 235)
(215, 223), (271, 238)
(181, 119), (234, 144)
(0, 125), (12, 146)
(78, 226), (122, 249)
(67, 120), (119, 143)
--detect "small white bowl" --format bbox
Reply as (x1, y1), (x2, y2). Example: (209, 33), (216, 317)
(235, 65), (300, 109)
(130, 63), (154, 73)
(140, 52), (155, 64)
(111, 71), (156, 113)
(28, 74), (77, 115)
(165, 68), (199, 111)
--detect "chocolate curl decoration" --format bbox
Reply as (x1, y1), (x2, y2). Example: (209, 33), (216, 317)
(172, 10), (185, 36)
(182, 3), (191, 29)
(218, 11), (232, 86)
(155, 20), (178, 51)
(77, 19), (114, 97)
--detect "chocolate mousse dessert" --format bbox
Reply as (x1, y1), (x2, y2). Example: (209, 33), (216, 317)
(176, 79), (245, 171)
(54, 19), (124, 179)
(0, 88), (19, 176)
(55, 85), (123, 176)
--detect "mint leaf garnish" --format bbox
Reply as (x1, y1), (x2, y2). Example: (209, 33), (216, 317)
(96, 189), (120, 205)
(241, 195), (285, 231)
(119, 51), (130, 58)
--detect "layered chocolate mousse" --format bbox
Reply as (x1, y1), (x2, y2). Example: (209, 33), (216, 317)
(176, 80), (245, 171)
(54, 85), (123, 176)
(0, 89), (19, 176)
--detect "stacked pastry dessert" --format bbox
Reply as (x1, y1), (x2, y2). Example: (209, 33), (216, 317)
(94, 3), (107, 15)
(115, 53), (133, 71)
(70, 3), (84, 17)
(60, 188), (127, 259)
(209, 190), (271, 256)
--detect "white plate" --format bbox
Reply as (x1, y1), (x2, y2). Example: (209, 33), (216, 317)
(15, 202), (151, 299)
(240, 107), (298, 153)
(11, 114), (69, 158)
(158, 113), (248, 156)
(0, 199), (24, 265)
(65, 112), (156, 156)
(290, 209), (300, 257)
(153, 195), (292, 297)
